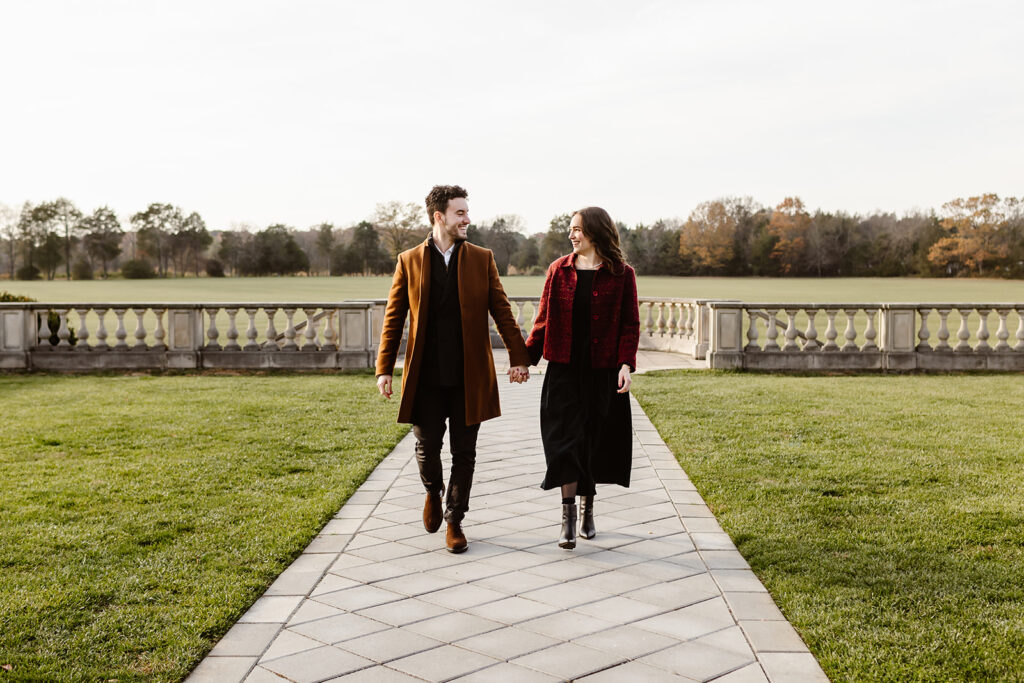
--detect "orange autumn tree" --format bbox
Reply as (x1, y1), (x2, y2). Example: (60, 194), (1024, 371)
(767, 197), (810, 275)
(928, 194), (1020, 276)
(679, 199), (736, 273)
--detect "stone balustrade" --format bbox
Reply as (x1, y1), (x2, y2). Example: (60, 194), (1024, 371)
(4, 299), (1022, 372)
(707, 302), (1024, 371)
(0, 302), (379, 371)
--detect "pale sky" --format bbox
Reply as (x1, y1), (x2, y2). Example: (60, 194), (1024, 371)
(1, 1), (1021, 234)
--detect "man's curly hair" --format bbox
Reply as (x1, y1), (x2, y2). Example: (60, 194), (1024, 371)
(425, 185), (468, 225)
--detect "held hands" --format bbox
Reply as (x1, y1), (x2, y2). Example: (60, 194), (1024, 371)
(617, 364), (632, 394)
(377, 374), (393, 399)
(508, 365), (530, 384)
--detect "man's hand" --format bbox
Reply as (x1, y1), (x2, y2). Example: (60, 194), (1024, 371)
(508, 365), (530, 384)
(616, 364), (632, 394)
(377, 374), (393, 398)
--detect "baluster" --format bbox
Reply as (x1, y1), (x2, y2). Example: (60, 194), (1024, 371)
(655, 303), (666, 336)
(74, 308), (91, 351)
(113, 308), (129, 350)
(862, 308), (878, 351)
(131, 307), (148, 350)
(822, 309), (839, 351)
(204, 307), (222, 350)
(264, 307), (280, 351)
(55, 308), (72, 349)
(282, 308), (298, 350)
(531, 300), (540, 327)
(224, 308), (241, 351)
(94, 308), (109, 351)
(684, 305), (695, 337)
(514, 301), (525, 330)
(841, 309), (858, 352)
(935, 308), (951, 351)
(243, 308), (260, 351)
(993, 309), (1010, 351)
(152, 308), (166, 351)
(1015, 307), (1024, 351)
(745, 309), (760, 351)
(644, 302), (654, 336)
(916, 307), (932, 352)
(782, 309), (799, 351)
(37, 309), (52, 348)
(954, 308), (972, 352)
(974, 308), (992, 352)
(802, 308), (820, 351)
(302, 308), (319, 349)
(667, 303), (678, 338)
(764, 309), (780, 351)
(322, 309), (338, 351)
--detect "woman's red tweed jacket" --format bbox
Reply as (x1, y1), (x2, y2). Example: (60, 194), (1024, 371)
(525, 253), (640, 371)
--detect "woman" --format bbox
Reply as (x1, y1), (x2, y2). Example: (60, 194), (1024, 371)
(525, 207), (640, 549)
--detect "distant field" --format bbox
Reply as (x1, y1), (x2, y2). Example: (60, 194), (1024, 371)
(4, 275), (1024, 303)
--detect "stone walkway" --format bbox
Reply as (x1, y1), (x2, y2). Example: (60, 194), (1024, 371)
(188, 355), (828, 683)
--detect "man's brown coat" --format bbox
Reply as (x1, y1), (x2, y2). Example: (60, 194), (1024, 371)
(376, 238), (530, 425)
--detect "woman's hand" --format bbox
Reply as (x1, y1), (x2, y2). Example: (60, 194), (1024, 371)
(616, 364), (632, 393)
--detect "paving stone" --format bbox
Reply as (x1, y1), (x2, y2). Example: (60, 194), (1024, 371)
(261, 645), (373, 682)
(452, 662), (562, 682)
(723, 592), (787, 621)
(571, 595), (669, 623)
(465, 595), (560, 624)
(759, 653), (830, 682)
(316, 584), (407, 612)
(714, 664), (771, 682)
(322, 666), (422, 681)
(243, 666), (286, 683)
(638, 627), (756, 681)
(238, 596), (303, 624)
(511, 641), (626, 680)
(701, 549), (752, 569)
(740, 620), (810, 653)
(185, 656), (256, 682)
(355, 597), (450, 626)
(287, 600), (344, 625)
(577, 660), (699, 682)
(712, 569), (769, 593)
(634, 597), (737, 642)
(288, 612), (390, 644)
(404, 611), (506, 642)
(519, 610), (619, 640)
(574, 624), (680, 660)
(208, 623), (280, 657)
(388, 644), (500, 681)
(259, 629), (324, 662)
(520, 581), (612, 609)
(304, 534), (353, 553)
(456, 625), (562, 660)
(335, 628), (443, 662)
(373, 571), (459, 597)
(419, 584), (515, 610)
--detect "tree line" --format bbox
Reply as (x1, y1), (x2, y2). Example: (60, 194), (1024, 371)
(1, 194), (1021, 281)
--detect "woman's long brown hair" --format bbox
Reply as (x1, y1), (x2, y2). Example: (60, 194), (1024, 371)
(575, 206), (626, 274)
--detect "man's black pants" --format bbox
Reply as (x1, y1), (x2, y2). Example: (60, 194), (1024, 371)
(412, 385), (480, 525)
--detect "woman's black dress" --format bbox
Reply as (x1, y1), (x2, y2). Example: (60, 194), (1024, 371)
(540, 268), (632, 495)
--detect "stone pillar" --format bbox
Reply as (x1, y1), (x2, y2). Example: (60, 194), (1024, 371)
(708, 303), (744, 369)
(0, 309), (31, 369)
(881, 305), (917, 370)
(167, 307), (200, 368)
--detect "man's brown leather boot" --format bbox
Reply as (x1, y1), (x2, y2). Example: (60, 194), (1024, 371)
(423, 491), (442, 533)
(445, 521), (468, 554)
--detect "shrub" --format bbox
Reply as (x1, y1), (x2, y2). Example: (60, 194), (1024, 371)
(72, 259), (94, 280)
(205, 259), (226, 277)
(16, 265), (40, 280)
(121, 259), (156, 279)
(527, 265), (545, 276)
(1, 291), (35, 303)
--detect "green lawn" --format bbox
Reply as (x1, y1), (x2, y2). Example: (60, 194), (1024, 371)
(5, 275), (1024, 303)
(0, 373), (406, 682)
(632, 372), (1024, 683)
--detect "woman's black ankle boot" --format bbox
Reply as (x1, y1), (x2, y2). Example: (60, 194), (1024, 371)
(579, 495), (596, 539)
(558, 503), (577, 549)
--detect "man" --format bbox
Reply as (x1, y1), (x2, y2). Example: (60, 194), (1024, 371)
(376, 185), (530, 553)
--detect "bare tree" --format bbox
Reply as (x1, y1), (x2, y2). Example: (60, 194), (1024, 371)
(374, 201), (426, 260)
(0, 203), (17, 280)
